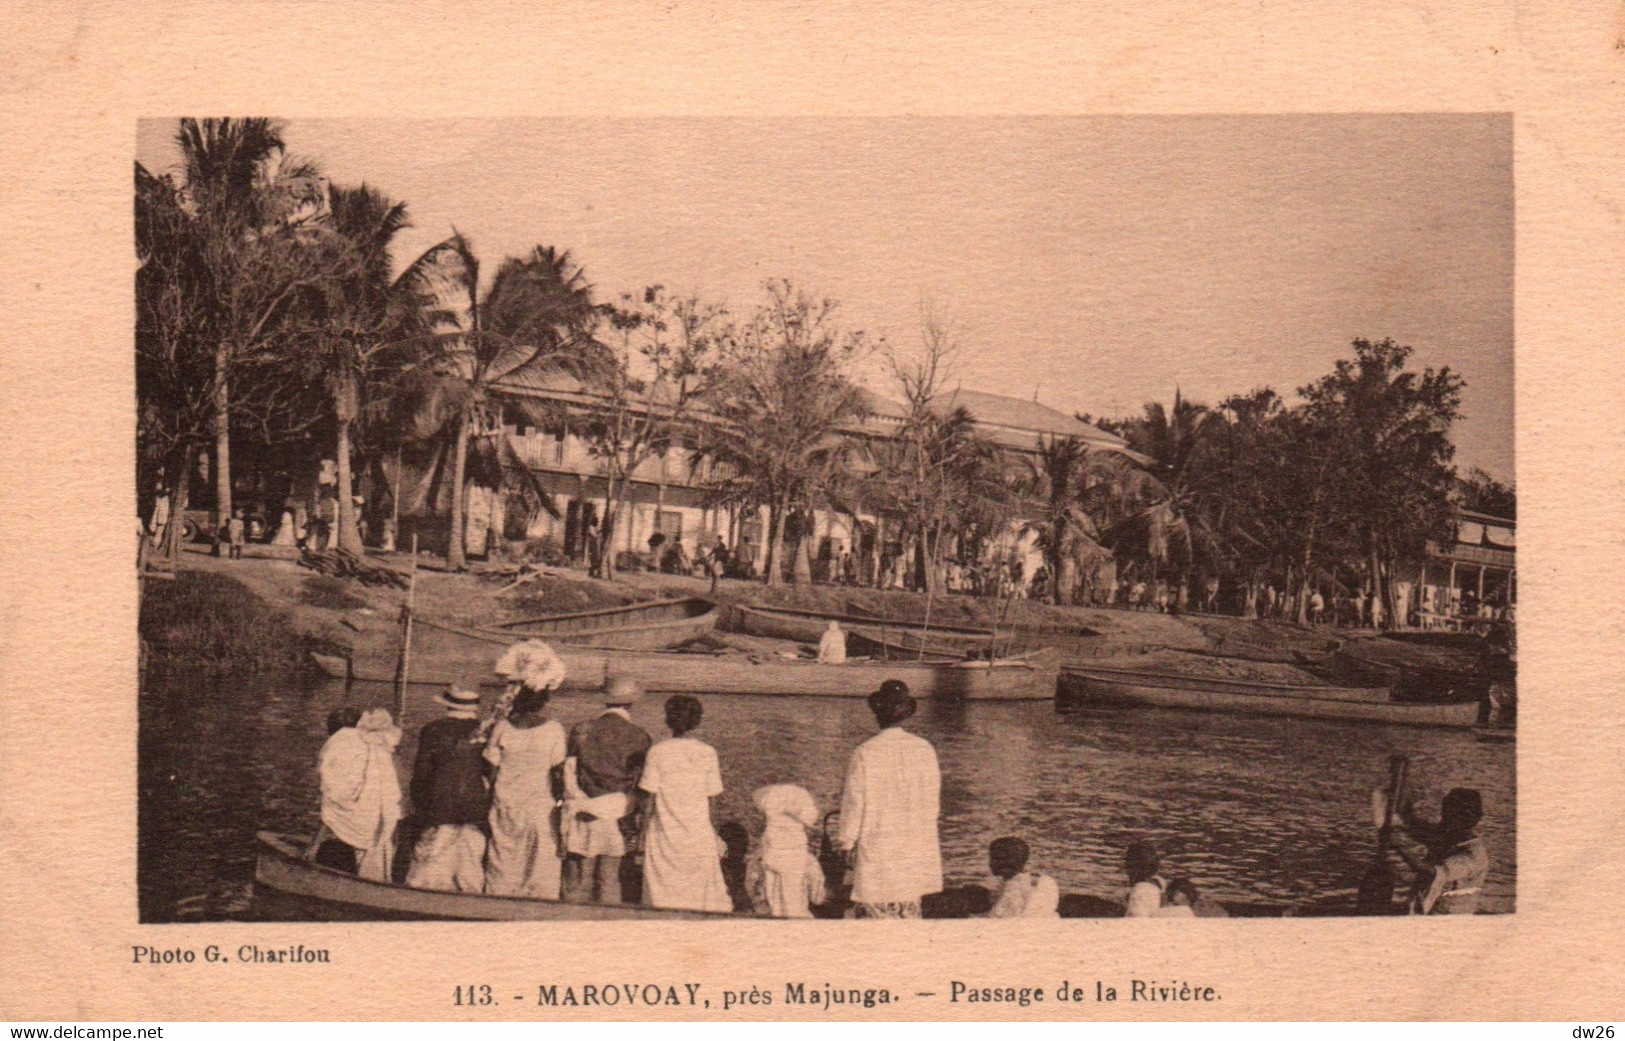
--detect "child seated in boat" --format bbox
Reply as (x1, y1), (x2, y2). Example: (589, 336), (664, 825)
(745, 784), (826, 918)
(1157, 877), (1199, 917)
(1123, 839), (1166, 917)
(986, 836), (1059, 918)
(717, 821), (752, 913)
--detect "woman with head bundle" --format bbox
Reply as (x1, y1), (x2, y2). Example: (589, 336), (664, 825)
(483, 681), (568, 899)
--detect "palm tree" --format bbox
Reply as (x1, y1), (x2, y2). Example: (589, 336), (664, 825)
(173, 118), (325, 538)
(300, 183), (412, 553)
(1108, 391), (1223, 604)
(1022, 435), (1142, 603)
(393, 234), (602, 569)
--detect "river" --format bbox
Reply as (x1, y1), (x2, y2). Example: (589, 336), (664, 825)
(138, 667), (1514, 921)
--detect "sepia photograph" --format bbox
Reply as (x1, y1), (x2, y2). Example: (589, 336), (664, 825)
(132, 114), (1515, 928)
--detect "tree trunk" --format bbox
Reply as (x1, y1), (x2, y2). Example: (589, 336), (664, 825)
(764, 496), (787, 586)
(1370, 547), (1390, 630)
(212, 344), (232, 553)
(164, 445), (196, 560)
(334, 370), (363, 554)
(871, 514), (887, 588)
(447, 411), (471, 570)
(792, 510), (813, 585)
(593, 475), (618, 580)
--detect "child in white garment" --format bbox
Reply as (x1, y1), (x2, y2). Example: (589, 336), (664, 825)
(746, 784), (826, 918)
(986, 836), (1060, 918)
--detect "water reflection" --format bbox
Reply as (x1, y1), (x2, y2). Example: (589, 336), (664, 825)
(138, 667), (1514, 921)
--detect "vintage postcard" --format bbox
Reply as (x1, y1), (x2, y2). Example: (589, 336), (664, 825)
(1, 0), (1622, 1025)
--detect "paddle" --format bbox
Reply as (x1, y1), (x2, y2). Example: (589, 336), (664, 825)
(1355, 753), (1409, 914)
(392, 532), (419, 722)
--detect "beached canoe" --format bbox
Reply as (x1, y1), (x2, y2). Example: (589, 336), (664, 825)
(1058, 666), (1482, 727)
(731, 603), (997, 659)
(313, 618), (1062, 700)
(254, 832), (738, 921)
(493, 596), (717, 650)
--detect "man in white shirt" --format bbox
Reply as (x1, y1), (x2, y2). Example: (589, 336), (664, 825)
(837, 680), (942, 918)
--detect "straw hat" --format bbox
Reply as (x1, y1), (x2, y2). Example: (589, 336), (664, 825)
(436, 682), (482, 716)
(603, 676), (643, 706)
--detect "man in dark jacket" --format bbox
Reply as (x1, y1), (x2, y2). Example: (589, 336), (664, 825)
(404, 683), (490, 893)
(561, 677), (652, 905)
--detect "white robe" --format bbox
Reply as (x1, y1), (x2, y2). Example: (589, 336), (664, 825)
(639, 737), (730, 913)
(750, 784), (825, 918)
(817, 627), (847, 664)
(318, 725), (403, 882)
(989, 871), (1060, 918)
(837, 727), (942, 905)
(483, 718), (567, 899)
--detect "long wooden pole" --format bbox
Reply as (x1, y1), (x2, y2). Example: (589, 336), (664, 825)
(394, 532), (419, 722)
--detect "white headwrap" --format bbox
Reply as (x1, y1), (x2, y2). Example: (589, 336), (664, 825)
(753, 784), (821, 875)
(494, 639), (567, 690)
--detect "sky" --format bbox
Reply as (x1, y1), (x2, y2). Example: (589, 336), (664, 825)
(137, 115), (1514, 480)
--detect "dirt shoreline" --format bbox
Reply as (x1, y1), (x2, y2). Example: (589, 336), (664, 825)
(147, 547), (1423, 686)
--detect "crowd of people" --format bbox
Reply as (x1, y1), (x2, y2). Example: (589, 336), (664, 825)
(309, 639), (1490, 919)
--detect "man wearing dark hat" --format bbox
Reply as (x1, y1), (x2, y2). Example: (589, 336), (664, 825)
(561, 676), (652, 905)
(835, 679), (942, 918)
(404, 681), (490, 893)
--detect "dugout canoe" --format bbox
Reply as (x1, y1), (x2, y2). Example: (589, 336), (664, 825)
(254, 832), (739, 921)
(1058, 666), (1482, 727)
(313, 617), (1061, 700)
(493, 596), (717, 650)
(731, 603), (997, 659)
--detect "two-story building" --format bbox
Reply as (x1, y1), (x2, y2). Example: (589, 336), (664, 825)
(489, 360), (1132, 577)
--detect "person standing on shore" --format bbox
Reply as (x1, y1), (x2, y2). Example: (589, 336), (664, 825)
(405, 683), (490, 893)
(562, 677), (652, 905)
(639, 695), (731, 913)
(836, 680), (942, 919)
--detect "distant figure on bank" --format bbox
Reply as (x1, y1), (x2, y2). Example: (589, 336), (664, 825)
(817, 620), (848, 664)
(836, 680), (942, 919)
(149, 484), (171, 549)
(272, 507), (299, 548)
(483, 684), (567, 899)
(405, 683), (490, 893)
(227, 508), (246, 559)
(1395, 787), (1489, 915)
(640, 695), (731, 913)
(747, 783), (826, 918)
(1309, 589), (1326, 625)
(986, 836), (1059, 919)
(1123, 839), (1167, 917)
(562, 677), (651, 905)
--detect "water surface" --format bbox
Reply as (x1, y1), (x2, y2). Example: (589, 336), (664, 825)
(139, 668), (1514, 920)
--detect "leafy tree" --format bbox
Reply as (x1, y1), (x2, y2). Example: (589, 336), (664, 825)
(702, 281), (872, 586)
(1458, 467), (1516, 519)
(1298, 338), (1463, 624)
(579, 287), (726, 579)
(172, 118), (328, 539)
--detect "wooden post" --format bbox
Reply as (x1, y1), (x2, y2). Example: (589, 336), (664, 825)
(394, 533), (419, 723)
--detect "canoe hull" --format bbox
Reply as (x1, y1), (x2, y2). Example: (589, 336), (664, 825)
(497, 597), (718, 651)
(1059, 669), (1481, 727)
(317, 621), (1060, 700)
(254, 833), (732, 921)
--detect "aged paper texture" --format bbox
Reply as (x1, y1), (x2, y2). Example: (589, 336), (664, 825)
(2, 0), (1623, 1023)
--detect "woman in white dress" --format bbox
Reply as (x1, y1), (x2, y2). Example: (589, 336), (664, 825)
(639, 695), (731, 913)
(483, 686), (568, 899)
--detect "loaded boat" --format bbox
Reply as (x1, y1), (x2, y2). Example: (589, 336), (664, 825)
(314, 614), (1062, 700)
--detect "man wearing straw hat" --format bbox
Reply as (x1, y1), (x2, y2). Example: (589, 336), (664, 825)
(404, 680), (491, 893)
(561, 676), (652, 905)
